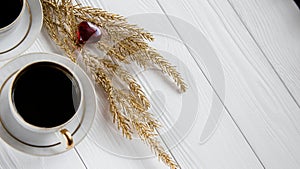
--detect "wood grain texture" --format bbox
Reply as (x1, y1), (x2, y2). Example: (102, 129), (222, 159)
(1, 0), (299, 168)
(156, 0), (300, 168)
(73, 0), (263, 169)
(228, 0), (300, 105)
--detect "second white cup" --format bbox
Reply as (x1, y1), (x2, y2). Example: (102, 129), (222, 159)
(0, 0), (26, 34)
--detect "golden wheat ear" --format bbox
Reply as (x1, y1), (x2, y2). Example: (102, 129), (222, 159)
(42, 0), (186, 168)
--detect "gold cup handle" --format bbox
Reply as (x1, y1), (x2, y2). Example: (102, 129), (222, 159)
(60, 129), (74, 149)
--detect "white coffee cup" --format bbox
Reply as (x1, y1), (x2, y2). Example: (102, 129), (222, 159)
(0, 0), (26, 34)
(1, 61), (84, 149)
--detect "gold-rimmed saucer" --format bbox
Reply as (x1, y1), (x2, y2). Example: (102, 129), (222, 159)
(0, 53), (96, 156)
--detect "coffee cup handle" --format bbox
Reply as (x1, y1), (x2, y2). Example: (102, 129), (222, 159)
(59, 129), (74, 149)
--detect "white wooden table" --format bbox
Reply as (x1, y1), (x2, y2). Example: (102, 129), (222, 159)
(1, 0), (300, 168)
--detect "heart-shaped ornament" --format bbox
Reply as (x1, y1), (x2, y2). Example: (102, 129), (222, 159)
(77, 21), (102, 44)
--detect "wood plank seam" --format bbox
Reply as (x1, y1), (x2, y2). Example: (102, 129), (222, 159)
(225, 0), (300, 119)
(205, 0), (300, 168)
(75, 147), (88, 169)
(155, 0), (266, 168)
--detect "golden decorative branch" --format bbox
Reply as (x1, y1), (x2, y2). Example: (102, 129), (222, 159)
(42, 0), (186, 168)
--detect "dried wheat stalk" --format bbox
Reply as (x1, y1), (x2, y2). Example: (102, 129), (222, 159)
(42, 0), (185, 168)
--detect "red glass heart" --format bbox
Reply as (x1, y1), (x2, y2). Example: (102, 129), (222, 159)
(77, 21), (102, 44)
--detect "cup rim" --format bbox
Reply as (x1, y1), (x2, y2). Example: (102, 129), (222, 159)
(0, 0), (26, 32)
(8, 60), (84, 133)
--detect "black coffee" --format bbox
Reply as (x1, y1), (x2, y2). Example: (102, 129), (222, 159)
(12, 62), (80, 128)
(0, 0), (23, 28)
(295, 0), (300, 9)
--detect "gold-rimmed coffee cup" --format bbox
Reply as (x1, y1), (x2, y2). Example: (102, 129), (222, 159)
(3, 61), (84, 149)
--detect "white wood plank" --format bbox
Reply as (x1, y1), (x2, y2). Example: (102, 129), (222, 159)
(156, 0), (300, 168)
(74, 0), (264, 169)
(228, 0), (300, 105)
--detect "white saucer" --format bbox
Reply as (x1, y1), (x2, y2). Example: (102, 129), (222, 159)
(0, 0), (43, 61)
(0, 53), (96, 156)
